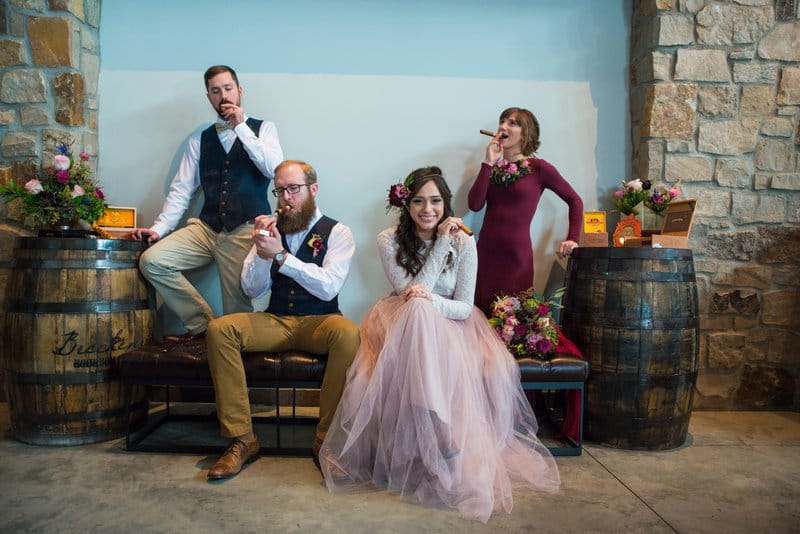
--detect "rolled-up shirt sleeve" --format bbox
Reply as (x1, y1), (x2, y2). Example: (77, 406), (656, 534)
(240, 223), (355, 302)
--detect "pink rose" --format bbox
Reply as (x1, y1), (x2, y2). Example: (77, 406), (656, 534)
(507, 163), (518, 174)
(505, 315), (519, 326)
(626, 179), (643, 191)
(522, 160), (530, 168)
(668, 188), (680, 198)
(535, 338), (553, 355)
(388, 184), (409, 207)
(53, 155), (70, 171)
(614, 189), (625, 198)
(94, 188), (105, 200)
(71, 185), (85, 198)
(56, 170), (70, 184)
(24, 179), (43, 194)
(79, 152), (90, 161)
(496, 159), (508, 169)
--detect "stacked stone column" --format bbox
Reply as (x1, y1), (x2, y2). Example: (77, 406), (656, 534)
(631, 0), (799, 410)
(0, 0), (102, 401)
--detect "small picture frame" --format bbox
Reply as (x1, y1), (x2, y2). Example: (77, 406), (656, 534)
(613, 214), (642, 247)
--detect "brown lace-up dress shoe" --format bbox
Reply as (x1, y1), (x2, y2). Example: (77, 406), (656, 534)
(207, 435), (260, 480)
(163, 330), (206, 344)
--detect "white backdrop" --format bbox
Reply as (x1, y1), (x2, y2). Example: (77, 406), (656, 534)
(99, 71), (598, 325)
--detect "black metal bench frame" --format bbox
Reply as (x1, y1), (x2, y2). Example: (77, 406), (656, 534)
(122, 377), (322, 456)
(522, 380), (584, 456)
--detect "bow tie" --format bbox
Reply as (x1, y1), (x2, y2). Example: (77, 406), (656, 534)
(215, 122), (234, 132)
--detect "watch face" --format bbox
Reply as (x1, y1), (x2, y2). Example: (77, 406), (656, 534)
(275, 252), (284, 261)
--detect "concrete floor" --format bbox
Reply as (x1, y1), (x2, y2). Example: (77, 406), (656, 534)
(1, 404), (798, 533)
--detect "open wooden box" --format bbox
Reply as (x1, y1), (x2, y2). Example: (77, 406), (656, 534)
(623, 199), (696, 249)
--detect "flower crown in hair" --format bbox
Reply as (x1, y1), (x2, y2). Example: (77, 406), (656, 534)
(385, 171), (415, 213)
(386, 172), (444, 213)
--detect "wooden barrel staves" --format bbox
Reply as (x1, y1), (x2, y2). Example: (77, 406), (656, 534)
(1, 237), (153, 445)
(561, 247), (699, 450)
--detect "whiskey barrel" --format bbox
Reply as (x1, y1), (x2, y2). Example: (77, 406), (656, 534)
(561, 247), (699, 450)
(1, 237), (154, 445)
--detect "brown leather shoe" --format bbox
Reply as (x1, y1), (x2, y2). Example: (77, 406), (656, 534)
(163, 330), (206, 344)
(207, 436), (260, 480)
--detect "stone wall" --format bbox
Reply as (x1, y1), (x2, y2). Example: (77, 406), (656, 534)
(630, 0), (800, 410)
(0, 0), (101, 401)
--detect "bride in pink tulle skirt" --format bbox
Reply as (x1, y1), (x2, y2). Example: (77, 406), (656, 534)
(319, 167), (560, 523)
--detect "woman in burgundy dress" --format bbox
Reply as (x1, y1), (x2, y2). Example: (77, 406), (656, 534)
(468, 107), (583, 315)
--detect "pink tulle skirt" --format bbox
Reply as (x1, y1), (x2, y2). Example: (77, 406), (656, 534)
(319, 296), (560, 523)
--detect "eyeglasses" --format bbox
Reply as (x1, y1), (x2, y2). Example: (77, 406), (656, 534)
(271, 183), (310, 197)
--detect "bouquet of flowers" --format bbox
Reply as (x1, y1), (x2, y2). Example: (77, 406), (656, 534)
(614, 178), (680, 215)
(0, 138), (106, 228)
(613, 179), (649, 215)
(490, 158), (531, 186)
(488, 287), (565, 360)
(644, 183), (680, 214)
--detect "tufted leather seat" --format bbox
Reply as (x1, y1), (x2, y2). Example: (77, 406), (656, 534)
(517, 353), (589, 382)
(118, 340), (327, 384)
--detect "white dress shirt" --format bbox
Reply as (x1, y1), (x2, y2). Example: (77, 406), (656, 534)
(241, 208), (356, 302)
(149, 117), (284, 238)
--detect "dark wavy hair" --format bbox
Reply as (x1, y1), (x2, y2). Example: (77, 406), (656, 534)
(394, 166), (454, 277)
(500, 107), (540, 155)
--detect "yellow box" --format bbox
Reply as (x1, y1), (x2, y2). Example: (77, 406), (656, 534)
(583, 211), (606, 234)
(97, 206), (137, 228)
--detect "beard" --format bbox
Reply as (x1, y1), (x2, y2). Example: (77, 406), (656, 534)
(277, 195), (317, 235)
(215, 97), (239, 119)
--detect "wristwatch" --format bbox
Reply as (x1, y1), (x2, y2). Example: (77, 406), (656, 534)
(274, 248), (289, 266)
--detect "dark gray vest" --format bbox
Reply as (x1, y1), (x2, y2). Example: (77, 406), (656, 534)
(198, 118), (270, 232)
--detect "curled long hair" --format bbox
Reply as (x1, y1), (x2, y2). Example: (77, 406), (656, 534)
(394, 166), (454, 277)
(500, 107), (541, 155)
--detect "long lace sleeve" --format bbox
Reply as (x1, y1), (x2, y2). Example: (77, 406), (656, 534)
(377, 228), (452, 293)
(467, 163), (493, 212)
(430, 235), (477, 320)
(377, 228), (477, 321)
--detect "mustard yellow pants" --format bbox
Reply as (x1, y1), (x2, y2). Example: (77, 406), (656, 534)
(206, 311), (360, 441)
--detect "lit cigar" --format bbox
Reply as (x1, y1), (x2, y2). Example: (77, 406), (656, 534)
(479, 129), (509, 139)
(256, 206), (292, 235)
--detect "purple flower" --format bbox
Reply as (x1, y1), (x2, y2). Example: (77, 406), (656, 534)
(536, 338), (553, 355)
(642, 180), (652, 190)
(388, 184), (409, 207)
(56, 170), (70, 184)
(94, 188), (104, 200)
(614, 189), (625, 199)
(514, 324), (527, 336)
(537, 304), (550, 316)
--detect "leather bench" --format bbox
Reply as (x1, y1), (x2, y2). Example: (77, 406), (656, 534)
(118, 340), (588, 456)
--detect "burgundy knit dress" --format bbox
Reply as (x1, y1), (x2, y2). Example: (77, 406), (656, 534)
(468, 158), (583, 315)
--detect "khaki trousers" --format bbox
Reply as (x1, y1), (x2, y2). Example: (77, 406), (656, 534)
(206, 311), (360, 441)
(138, 218), (254, 334)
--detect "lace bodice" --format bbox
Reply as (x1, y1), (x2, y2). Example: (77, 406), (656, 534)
(376, 227), (477, 320)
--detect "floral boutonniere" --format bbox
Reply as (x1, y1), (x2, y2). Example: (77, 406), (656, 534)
(307, 233), (325, 258)
(490, 158), (531, 186)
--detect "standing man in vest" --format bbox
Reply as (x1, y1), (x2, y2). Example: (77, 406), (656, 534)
(204, 160), (359, 480)
(132, 65), (284, 342)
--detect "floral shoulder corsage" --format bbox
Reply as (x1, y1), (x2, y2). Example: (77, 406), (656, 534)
(490, 158), (532, 186)
(307, 234), (325, 258)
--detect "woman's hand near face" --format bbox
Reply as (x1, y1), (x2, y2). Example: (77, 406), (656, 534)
(484, 135), (503, 165)
(437, 216), (463, 237)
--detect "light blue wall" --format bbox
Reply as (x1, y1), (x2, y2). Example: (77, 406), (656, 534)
(99, 0), (629, 329)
